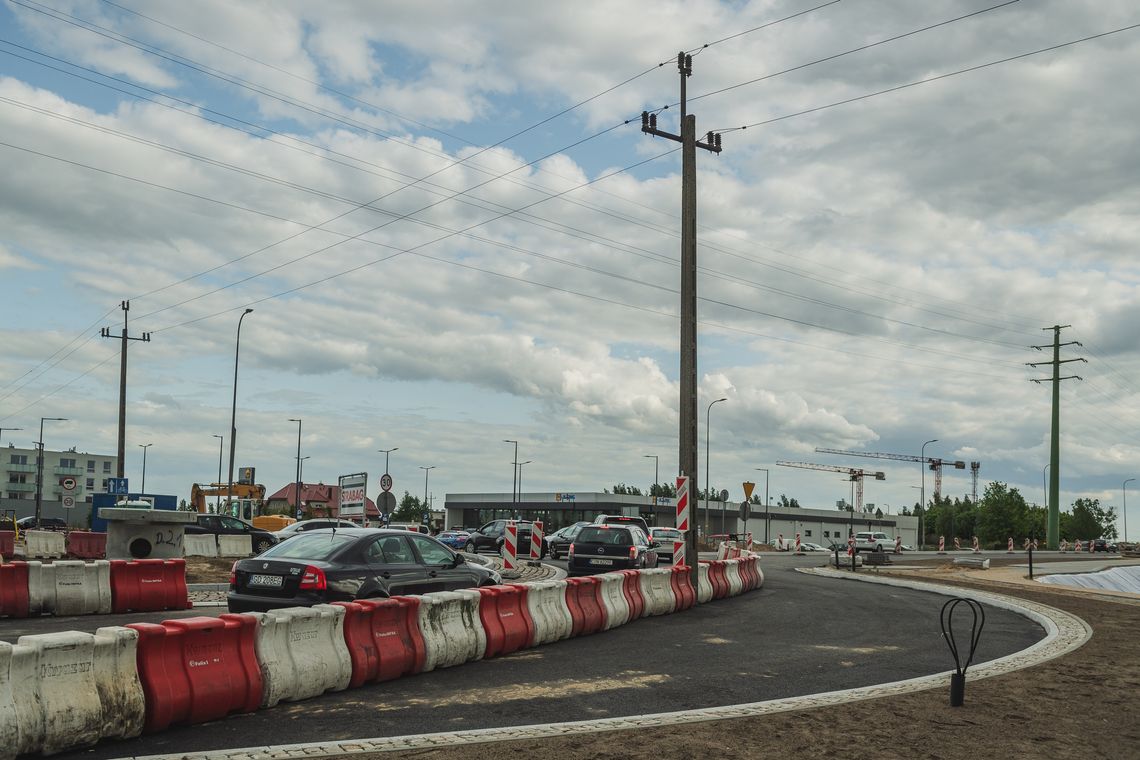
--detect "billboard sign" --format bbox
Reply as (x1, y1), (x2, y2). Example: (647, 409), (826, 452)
(338, 472), (368, 518)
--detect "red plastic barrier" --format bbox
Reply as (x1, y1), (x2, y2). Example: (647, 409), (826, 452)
(480, 585), (534, 658)
(0, 561), (31, 618)
(565, 577), (605, 636)
(0, 530), (14, 561)
(66, 530), (107, 559)
(111, 559), (192, 613)
(742, 556), (760, 591)
(128, 615), (262, 733)
(706, 560), (730, 599)
(334, 596), (424, 688)
(735, 556), (753, 591)
(669, 565), (696, 611)
(619, 570), (646, 620)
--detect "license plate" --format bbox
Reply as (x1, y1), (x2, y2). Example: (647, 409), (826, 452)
(248, 574), (283, 587)
(589, 558), (613, 566)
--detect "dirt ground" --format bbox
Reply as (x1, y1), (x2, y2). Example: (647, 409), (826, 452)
(183, 555), (239, 583)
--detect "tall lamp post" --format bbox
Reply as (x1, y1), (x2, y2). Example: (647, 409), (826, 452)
(503, 440), (518, 504)
(288, 418), (302, 517)
(704, 398), (727, 538)
(920, 438), (937, 550)
(378, 447), (398, 474)
(211, 434), (224, 513)
(0, 427), (23, 445)
(755, 468), (769, 543)
(138, 443), (153, 493)
(644, 454), (659, 494)
(35, 417), (68, 525)
(1124, 478), (1135, 544)
(226, 308), (254, 515)
(419, 465), (435, 523)
(516, 461), (532, 505)
(298, 456), (310, 512)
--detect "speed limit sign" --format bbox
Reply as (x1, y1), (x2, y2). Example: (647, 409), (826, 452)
(380, 473), (393, 492)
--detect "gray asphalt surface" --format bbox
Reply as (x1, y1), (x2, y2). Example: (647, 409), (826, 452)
(4, 555), (1046, 760)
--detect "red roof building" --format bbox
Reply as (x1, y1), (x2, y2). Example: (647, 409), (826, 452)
(266, 482), (379, 520)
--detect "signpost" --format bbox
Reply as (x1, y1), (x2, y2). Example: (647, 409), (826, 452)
(60, 476), (77, 510)
(107, 477), (129, 495)
(741, 481), (754, 540)
(380, 473), (393, 492)
(338, 472), (368, 521)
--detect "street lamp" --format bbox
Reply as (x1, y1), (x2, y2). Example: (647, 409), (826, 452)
(211, 434), (224, 513)
(644, 454), (659, 494)
(755, 468), (769, 543)
(138, 443), (153, 493)
(289, 418), (302, 516)
(419, 466), (435, 523)
(920, 438), (937, 550)
(226, 308), (253, 515)
(298, 456), (311, 513)
(503, 440), (518, 503)
(704, 398), (727, 538)
(1124, 478), (1135, 544)
(378, 447), (398, 474)
(0, 427), (23, 445)
(517, 461), (532, 503)
(34, 417), (67, 525)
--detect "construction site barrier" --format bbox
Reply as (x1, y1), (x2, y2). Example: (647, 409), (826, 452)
(696, 562), (713, 604)
(217, 535), (252, 557)
(66, 531), (107, 559)
(128, 615), (262, 733)
(566, 576), (607, 636)
(0, 531), (14, 562)
(523, 581), (572, 646)
(704, 560), (730, 600)
(638, 568), (676, 617)
(595, 572), (631, 630)
(668, 565), (696, 611)
(334, 597), (424, 687)
(23, 530), (65, 559)
(0, 626), (145, 758)
(0, 562), (31, 618)
(246, 604), (352, 708)
(36, 560), (112, 616)
(503, 521), (518, 572)
(110, 559), (192, 613)
(417, 590), (485, 672)
(723, 559), (744, 597)
(477, 585), (535, 658)
(529, 520), (544, 561)
(738, 555), (764, 591)
(618, 570), (647, 620)
(182, 534), (218, 557)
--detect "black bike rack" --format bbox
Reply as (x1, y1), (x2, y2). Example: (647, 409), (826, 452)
(939, 597), (986, 707)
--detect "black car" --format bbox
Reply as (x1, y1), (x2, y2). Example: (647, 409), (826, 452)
(15, 516), (69, 532)
(545, 521), (591, 560)
(227, 528), (501, 612)
(185, 514), (279, 554)
(464, 519), (540, 556)
(567, 524), (659, 576)
(1091, 538), (1117, 553)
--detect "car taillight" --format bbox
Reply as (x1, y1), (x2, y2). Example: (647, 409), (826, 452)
(299, 565), (326, 590)
(229, 561), (238, 588)
(629, 546), (637, 560)
(568, 543), (575, 559)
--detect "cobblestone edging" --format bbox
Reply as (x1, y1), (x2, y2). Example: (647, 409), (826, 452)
(127, 569), (1090, 760)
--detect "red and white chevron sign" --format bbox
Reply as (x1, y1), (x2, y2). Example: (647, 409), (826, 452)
(676, 475), (690, 531)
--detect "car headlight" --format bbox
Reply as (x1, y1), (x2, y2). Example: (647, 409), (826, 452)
(489, 570), (503, 584)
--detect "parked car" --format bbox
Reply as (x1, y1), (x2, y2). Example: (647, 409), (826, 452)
(648, 527), (684, 562)
(545, 522), (590, 560)
(853, 531), (894, 553)
(464, 519), (539, 556)
(436, 530), (471, 550)
(1091, 538), (1117, 553)
(185, 514), (279, 554)
(799, 542), (827, 552)
(592, 514), (651, 537)
(386, 522), (430, 534)
(567, 524), (658, 576)
(227, 528), (501, 613)
(273, 518), (358, 541)
(15, 516), (69, 532)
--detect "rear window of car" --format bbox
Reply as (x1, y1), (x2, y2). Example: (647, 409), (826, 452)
(577, 527), (633, 546)
(652, 528), (682, 540)
(260, 532), (356, 560)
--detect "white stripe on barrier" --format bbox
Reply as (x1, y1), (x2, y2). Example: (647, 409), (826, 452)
(217, 535), (253, 557)
(696, 563), (713, 604)
(418, 590), (486, 672)
(37, 560), (112, 616)
(723, 559), (744, 597)
(23, 530), (65, 559)
(526, 581), (572, 646)
(595, 573), (630, 630)
(182, 534), (219, 557)
(638, 568), (676, 616)
(249, 604), (352, 708)
(0, 627), (145, 758)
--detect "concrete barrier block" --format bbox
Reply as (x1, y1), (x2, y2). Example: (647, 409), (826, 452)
(217, 535), (252, 557)
(24, 530), (66, 559)
(38, 560), (112, 616)
(417, 590), (485, 672)
(697, 563), (713, 604)
(248, 604), (352, 708)
(182, 534), (218, 557)
(93, 626), (146, 740)
(525, 581), (572, 646)
(595, 573), (630, 630)
(637, 569), (676, 616)
(724, 559), (744, 597)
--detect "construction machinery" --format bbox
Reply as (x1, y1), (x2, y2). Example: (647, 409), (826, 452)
(190, 482), (266, 520)
(814, 447), (973, 502)
(776, 461), (885, 512)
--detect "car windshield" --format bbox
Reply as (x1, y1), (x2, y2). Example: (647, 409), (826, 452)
(260, 532), (356, 560)
(577, 527), (633, 546)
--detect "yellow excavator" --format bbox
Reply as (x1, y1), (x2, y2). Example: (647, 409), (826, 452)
(190, 482), (267, 520)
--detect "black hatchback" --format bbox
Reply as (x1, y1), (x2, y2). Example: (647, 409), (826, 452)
(226, 528), (501, 612)
(567, 525), (659, 576)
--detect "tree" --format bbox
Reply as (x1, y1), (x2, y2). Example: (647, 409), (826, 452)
(649, 481), (676, 498)
(609, 483), (642, 496)
(975, 482), (1030, 544)
(778, 494), (800, 509)
(1068, 498), (1117, 540)
(391, 490), (425, 523)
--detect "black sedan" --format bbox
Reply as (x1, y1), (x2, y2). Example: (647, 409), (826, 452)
(567, 525), (659, 576)
(545, 521), (590, 560)
(227, 528), (501, 612)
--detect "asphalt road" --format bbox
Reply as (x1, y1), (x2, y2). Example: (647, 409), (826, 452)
(3, 554), (1046, 760)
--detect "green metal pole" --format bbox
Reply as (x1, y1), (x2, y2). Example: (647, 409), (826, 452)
(1047, 326), (1060, 549)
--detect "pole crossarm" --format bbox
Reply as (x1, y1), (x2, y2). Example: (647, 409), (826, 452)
(100, 300), (152, 479)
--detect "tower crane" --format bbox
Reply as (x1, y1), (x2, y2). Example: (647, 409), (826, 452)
(814, 448), (967, 502)
(776, 461), (885, 513)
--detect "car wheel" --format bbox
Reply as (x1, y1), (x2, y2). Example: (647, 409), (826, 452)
(550, 548), (559, 560)
(876, 544), (883, 552)
(255, 538), (272, 553)
(465, 541), (477, 554)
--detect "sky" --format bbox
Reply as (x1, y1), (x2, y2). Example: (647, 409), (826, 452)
(1, 0), (1138, 528)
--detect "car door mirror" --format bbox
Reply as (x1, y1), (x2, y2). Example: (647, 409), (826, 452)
(452, 553), (464, 567)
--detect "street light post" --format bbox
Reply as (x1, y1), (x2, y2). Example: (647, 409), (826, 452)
(517, 461), (532, 505)
(289, 419), (302, 517)
(419, 466), (435, 524)
(138, 443), (152, 493)
(378, 447), (398, 475)
(644, 454), (659, 494)
(1124, 478), (1135, 544)
(212, 434), (224, 513)
(34, 417), (67, 525)
(298, 456), (310, 512)
(920, 438), (938, 550)
(755, 468), (769, 543)
(704, 398), (727, 539)
(226, 308), (254, 516)
(503, 440), (518, 504)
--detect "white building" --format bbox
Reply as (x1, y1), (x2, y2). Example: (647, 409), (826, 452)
(2, 442), (118, 522)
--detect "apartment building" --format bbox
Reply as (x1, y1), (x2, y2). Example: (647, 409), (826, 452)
(2, 443), (118, 520)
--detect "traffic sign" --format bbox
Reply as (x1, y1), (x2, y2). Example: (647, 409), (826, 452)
(380, 473), (393, 492)
(719, 488), (729, 503)
(742, 481), (755, 500)
(739, 501), (750, 521)
(378, 491), (396, 515)
(60, 477), (77, 492)
(107, 477), (129, 495)
(62, 496), (76, 509)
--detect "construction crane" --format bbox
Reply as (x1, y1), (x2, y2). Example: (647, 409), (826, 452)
(814, 448), (967, 502)
(776, 461), (885, 513)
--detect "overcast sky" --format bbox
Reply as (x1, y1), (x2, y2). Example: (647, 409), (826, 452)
(2, 0), (1138, 525)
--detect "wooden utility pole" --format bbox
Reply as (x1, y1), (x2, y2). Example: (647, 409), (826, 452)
(641, 52), (722, 590)
(100, 301), (151, 479)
